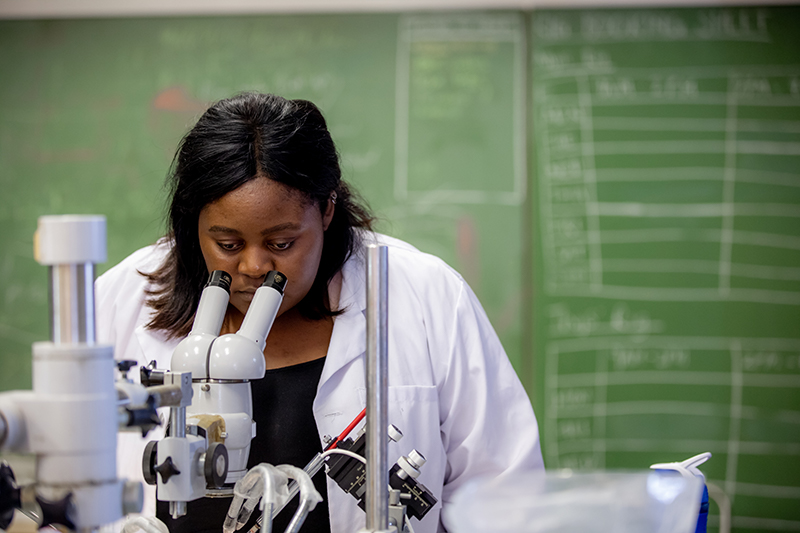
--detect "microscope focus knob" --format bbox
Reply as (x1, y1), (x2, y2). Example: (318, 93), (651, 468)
(204, 442), (229, 488)
(142, 441), (159, 485)
(153, 456), (181, 485)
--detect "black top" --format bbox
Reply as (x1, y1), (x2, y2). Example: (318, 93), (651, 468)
(157, 357), (331, 533)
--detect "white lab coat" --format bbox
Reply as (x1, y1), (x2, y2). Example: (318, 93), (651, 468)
(96, 232), (544, 533)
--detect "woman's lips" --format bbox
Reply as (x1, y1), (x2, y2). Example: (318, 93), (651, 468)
(236, 289), (257, 303)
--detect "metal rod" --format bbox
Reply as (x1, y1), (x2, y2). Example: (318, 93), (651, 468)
(365, 244), (389, 531)
(49, 263), (96, 344)
(169, 406), (187, 519)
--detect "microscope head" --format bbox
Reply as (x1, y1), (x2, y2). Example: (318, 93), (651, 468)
(208, 271), (286, 380)
(171, 270), (287, 380)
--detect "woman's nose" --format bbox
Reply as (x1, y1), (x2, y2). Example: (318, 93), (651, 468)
(238, 247), (273, 278)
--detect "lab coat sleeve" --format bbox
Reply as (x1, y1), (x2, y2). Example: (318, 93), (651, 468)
(95, 244), (164, 365)
(437, 279), (544, 518)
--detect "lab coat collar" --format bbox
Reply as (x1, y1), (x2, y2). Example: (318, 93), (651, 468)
(317, 246), (368, 392)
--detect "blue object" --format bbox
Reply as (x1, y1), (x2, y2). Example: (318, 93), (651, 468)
(695, 484), (709, 533)
(650, 452), (712, 533)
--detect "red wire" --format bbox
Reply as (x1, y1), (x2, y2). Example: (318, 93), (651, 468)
(325, 407), (366, 450)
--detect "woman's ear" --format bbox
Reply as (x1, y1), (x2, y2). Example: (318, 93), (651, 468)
(322, 196), (335, 231)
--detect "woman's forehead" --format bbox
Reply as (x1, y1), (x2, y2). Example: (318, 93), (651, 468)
(200, 177), (321, 231)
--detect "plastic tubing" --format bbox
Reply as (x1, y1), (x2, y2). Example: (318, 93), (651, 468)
(121, 516), (170, 533)
(225, 464), (287, 533)
(274, 465), (322, 533)
(320, 448), (367, 464)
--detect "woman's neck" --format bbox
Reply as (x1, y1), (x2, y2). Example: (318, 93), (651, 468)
(219, 270), (342, 370)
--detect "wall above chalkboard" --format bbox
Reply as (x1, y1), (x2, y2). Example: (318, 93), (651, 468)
(3, 0), (800, 19)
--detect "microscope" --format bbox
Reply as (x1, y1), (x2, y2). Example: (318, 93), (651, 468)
(140, 269), (286, 518)
(0, 215), (142, 531)
(0, 215), (438, 533)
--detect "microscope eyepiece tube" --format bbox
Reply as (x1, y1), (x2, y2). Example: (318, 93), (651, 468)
(191, 271), (232, 336)
(237, 271), (286, 346)
(206, 270), (232, 291)
(261, 271), (287, 294)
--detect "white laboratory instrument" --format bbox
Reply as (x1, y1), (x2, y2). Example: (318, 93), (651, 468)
(0, 215), (142, 531)
(140, 269), (286, 518)
(0, 226), (434, 533)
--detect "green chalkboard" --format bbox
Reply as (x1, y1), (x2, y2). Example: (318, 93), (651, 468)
(0, 12), (526, 391)
(530, 6), (800, 533)
(2, 5), (800, 533)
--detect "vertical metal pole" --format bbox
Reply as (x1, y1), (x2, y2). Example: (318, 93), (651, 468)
(365, 244), (389, 532)
(169, 406), (187, 519)
(49, 263), (96, 344)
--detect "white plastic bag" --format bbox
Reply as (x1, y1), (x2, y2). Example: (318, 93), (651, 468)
(444, 470), (702, 533)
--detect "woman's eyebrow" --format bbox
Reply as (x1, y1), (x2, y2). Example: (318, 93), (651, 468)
(206, 222), (300, 235)
(207, 225), (239, 234)
(260, 222), (301, 235)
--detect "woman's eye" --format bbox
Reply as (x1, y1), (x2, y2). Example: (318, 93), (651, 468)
(218, 242), (242, 252)
(271, 241), (292, 251)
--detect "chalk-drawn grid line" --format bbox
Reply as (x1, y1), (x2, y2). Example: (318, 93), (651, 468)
(544, 337), (800, 457)
(554, 438), (800, 456)
(730, 516), (800, 531)
(589, 117), (800, 133)
(577, 75), (604, 290)
(534, 28), (772, 46)
(552, 228), (800, 251)
(394, 13), (526, 205)
(537, 110), (562, 296)
(554, 370), (800, 388)
(542, 92), (800, 107)
(550, 234), (800, 286)
(589, 168), (799, 188)
(542, 140), (800, 156)
(535, 64), (800, 81)
(736, 482), (800, 499)
(548, 202), (800, 218)
(541, 169), (800, 188)
(725, 342), (743, 502)
(599, 259), (800, 282)
(549, 284), (800, 305)
(544, 336), (562, 467)
(546, 334), (800, 353)
(554, 401), (800, 421)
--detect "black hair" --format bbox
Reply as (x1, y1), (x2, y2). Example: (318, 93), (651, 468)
(143, 92), (373, 338)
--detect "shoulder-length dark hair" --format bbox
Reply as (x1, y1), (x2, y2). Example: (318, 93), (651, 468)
(144, 92), (373, 338)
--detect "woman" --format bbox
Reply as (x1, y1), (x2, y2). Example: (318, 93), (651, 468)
(97, 92), (543, 533)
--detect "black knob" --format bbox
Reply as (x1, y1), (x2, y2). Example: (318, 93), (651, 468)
(126, 397), (161, 437)
(117, 360), (138, 373)
(142, 441), (159, 486)
(153, 456), (181, 484)
(35, 492), (75, 531)
(204, 443), (229, 489)
(0, 461), (21, 530)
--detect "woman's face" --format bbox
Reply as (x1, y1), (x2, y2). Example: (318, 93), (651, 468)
(197, 176), (334, 320)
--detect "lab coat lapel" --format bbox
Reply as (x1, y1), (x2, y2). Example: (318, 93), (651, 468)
(317, 249), (367, 393)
